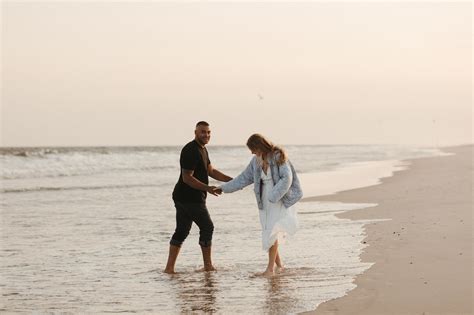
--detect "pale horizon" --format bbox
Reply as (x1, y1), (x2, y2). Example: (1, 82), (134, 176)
(2, 2), (472, 147)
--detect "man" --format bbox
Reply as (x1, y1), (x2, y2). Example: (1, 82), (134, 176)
(164, 121), (232, 274)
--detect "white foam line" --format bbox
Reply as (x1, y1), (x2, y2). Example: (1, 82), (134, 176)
(299, 159), (410, 198)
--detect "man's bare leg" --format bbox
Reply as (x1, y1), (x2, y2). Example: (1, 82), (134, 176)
(164, 244), (181, 274)
(200, 245), (216, 271)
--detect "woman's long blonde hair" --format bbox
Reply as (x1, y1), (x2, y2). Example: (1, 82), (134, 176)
(246, 134), (287, 166)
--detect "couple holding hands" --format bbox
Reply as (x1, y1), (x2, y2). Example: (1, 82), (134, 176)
(164, 121), (303, 277)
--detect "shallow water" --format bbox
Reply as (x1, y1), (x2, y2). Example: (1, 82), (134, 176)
(0, 145), (442, 313)
(1, 191), (378, 313)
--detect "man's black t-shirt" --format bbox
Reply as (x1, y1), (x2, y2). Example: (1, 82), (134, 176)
(172, 140), (210, 203)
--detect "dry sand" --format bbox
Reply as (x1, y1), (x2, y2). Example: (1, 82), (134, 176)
(303, 145), (473, 315)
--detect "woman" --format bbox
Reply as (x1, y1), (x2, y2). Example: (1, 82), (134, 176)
(219, 134), (303, 276)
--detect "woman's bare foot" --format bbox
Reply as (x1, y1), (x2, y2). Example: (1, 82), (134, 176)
(163, 268), (177, 274)
(261, 269), (274, 277)
(275, 266), (285, 273)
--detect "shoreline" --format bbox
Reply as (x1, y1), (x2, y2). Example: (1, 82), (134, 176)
(298, 159), (410, 199)
(298, 147), (450, 200)
(301, 144), (473, 315)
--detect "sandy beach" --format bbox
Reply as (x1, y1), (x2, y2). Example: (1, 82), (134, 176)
(303, 145), (473, 315)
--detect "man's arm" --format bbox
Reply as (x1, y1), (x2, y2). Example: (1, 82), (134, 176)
(182, 169), (220, 196)
(208, 164), (233, 182)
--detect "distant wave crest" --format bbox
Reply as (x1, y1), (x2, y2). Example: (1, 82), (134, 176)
(2, 183), (162, 194)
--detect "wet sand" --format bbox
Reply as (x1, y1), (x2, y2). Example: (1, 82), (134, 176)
(303, 145), (473, 315)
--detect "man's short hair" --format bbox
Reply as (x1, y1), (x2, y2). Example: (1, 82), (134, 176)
(196, 121), (210, 128)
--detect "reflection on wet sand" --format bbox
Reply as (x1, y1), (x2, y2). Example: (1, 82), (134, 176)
(170, 271), (218, 313)
(264, 271), (300, 315)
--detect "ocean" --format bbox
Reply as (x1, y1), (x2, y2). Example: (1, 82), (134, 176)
(0, 144), (445, 313)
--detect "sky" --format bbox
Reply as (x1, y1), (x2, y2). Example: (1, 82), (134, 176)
(1, 1), (472, 147)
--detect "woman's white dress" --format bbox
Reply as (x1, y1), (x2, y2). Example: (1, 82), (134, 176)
(259, 167), (298, 251)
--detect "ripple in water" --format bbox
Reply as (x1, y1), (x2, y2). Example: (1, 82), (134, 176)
(4, 145), (430, 313)
(1, 190), (379, 313)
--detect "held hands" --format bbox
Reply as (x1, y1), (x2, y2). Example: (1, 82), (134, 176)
(207, 186), (223, 196)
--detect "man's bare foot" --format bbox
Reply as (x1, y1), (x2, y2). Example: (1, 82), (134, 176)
(196, 265), (217, 272)
(163, 268), (176, 274)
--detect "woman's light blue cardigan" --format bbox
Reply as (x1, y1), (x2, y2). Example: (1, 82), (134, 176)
(220, 153), (303, 210)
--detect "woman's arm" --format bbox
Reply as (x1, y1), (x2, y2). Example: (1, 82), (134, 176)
(220, 157), (256, 193)
(267, 161), (292, 203)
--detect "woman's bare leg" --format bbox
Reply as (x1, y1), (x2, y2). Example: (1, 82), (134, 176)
(262, 240), (278, 277)
(275, 250), (284, 269)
